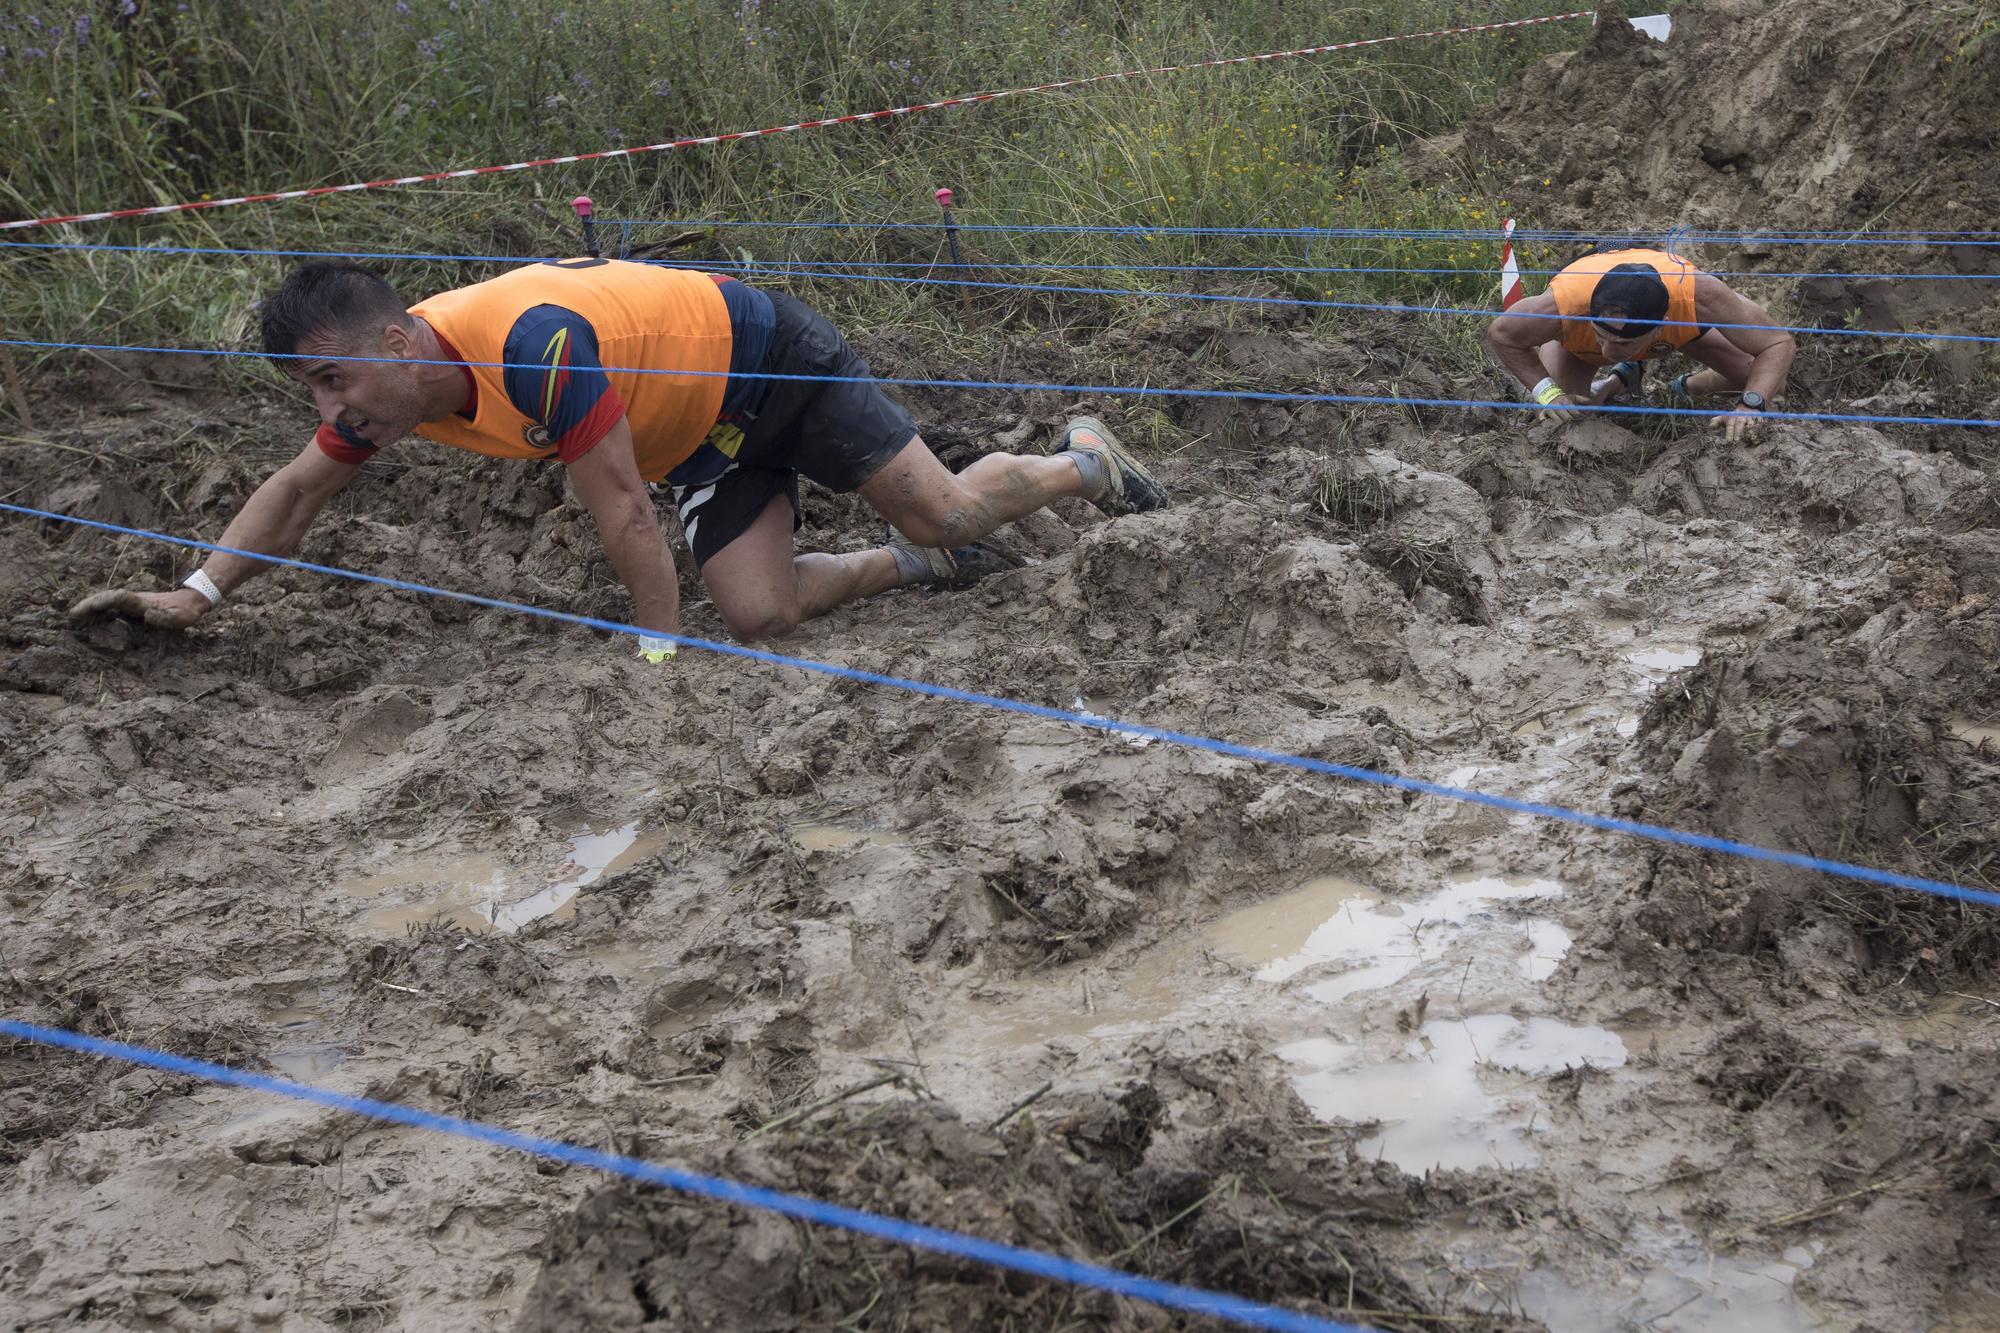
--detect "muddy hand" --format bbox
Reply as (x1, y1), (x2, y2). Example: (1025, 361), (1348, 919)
(68, 587), (209, 630)
(1535, 394), (1582, 424)
(1529, 377), (1581, 425)
(1713, 406), (1765, 444)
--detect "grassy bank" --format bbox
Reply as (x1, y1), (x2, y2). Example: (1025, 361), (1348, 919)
(1, 0), (1595, 370)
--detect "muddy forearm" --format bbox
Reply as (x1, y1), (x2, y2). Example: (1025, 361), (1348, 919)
(1745, 336), (1796, 402)
(200, 471), (330, 594)
(594, 496), (680, 635)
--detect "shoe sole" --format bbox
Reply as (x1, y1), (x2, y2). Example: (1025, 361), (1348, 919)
(1065, 416), (1168, 517)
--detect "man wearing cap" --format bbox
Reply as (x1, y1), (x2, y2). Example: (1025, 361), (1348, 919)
(67, 259), (1166, 653)
(1483, 248), (1795, 443)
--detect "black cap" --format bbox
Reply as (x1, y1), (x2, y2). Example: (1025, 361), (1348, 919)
(1588, 262), (1670, 337)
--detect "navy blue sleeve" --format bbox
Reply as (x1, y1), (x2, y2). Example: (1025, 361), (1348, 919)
(499, 304), (627, 461)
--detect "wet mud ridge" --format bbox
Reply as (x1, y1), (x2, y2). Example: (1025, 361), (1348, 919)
(7, 4), (2000, 1331)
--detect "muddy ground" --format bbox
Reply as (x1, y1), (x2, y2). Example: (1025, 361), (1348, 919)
(7, 3), (2000, 1331)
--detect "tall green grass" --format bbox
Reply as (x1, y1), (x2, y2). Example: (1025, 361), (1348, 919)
(1, 0), (1593, 365)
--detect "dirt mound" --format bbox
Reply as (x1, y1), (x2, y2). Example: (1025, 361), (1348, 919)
(515, 1051), (1444, 1332)
(1436, 0), (2000, 242)
(1422, 0), (2000, 381)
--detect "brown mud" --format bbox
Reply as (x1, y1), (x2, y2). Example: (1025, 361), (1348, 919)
(6, 3), (2000, 1330)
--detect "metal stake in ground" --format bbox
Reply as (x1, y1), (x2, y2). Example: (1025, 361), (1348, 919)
(573, 196), (601, 259)
(934, 187), (977, 328)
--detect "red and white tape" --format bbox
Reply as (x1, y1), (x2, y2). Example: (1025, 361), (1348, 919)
(1499, 216), (1524, 309)
(2, 11), (1595, 233)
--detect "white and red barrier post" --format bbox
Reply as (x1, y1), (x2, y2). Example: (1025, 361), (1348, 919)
(1499, 216), (1524, 310)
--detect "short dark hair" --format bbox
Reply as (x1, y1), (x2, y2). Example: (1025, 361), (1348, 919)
(1588, 263), (1670, 337)
(259, 262), (411, 364)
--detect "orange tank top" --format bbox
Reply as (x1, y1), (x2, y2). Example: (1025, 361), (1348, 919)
(410, 259), (733, 480)
(1549, 249), (1702, 367)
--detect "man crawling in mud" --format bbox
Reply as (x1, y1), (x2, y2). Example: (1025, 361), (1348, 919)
(1484, 247), (1796, 443)
(71, 259), (1165, 652)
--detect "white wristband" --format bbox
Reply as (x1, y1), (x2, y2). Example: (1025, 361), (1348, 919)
(182, 569), (223, 608)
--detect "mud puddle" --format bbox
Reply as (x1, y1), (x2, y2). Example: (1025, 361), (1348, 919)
(1949, 716), (2000, 748)
(793, 821), (911, 853)
(929, 862), (1593, 1163)
(341, 817), (663, 934)
(1282, 1014), (1626, 1172)
(1501, 1225), (1829, 1332)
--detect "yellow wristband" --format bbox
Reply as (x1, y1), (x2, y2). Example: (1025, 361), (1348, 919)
(1533, 378), (1566, 406)
(637, 635), (679, 664)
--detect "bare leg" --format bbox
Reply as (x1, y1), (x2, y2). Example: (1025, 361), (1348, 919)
(857, 434), (1083, 550)
(1678, 329), (1758, 394)
(698, 491), (902, 640)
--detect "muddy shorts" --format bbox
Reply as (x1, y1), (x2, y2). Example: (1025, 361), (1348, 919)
(666, 291), (918, 568)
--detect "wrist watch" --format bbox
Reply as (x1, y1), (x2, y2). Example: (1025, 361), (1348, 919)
(1739, 391), (1766, 411)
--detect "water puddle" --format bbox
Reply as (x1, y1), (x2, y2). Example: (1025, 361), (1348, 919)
(266, 1006), (324, 1032)
(957, 866), (1576, 1052)
(1512, 1225), (1824, 1332)
(1627, 643), (1702, 684)
(208, 1040), (351, 1138)
(268, 1043), (349, 1083)
(1282, 1015), (1627, 1173)
(343, 819), (663, 935)
(947, 865), (1594, 1179)
(1519, 920), (1574, 981)
(1263, 871), (1566, 1004)
(1948, 716), (2000, 748)
(793, 822), (910, 853)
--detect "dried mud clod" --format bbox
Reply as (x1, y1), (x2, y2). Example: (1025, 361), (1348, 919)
(1616, 605), (2000, 978)
(514, 1055), (1473, 1333)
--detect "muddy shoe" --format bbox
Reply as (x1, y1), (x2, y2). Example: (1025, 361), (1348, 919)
(947, 541), (1024, 585)
(886, 528), (958, 585)
(1060, 416), (1168, 517)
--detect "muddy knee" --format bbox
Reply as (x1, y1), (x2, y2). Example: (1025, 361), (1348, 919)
(909, 505), (990, 551)
(721, 608), (801, 642)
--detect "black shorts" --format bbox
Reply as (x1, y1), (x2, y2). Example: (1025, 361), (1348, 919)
(668, 292), (918, 568)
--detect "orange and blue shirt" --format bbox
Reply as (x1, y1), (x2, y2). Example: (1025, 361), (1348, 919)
(1548, 249), (1704, 367)
(315, 258), (776, 483)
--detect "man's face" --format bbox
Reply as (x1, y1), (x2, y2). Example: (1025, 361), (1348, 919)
(1591, 311), (1659, 362)
(290, 323), (431, 447)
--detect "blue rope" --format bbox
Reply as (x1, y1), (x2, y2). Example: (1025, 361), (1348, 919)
(0, 1018), (1372, 1333)
(6, 501), (1995, 910)
(5, 338), (1999, 428)
(7, 239), (1998, 284)
(719, 263), (2000, 346)
(607, 218), (2000, 247)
